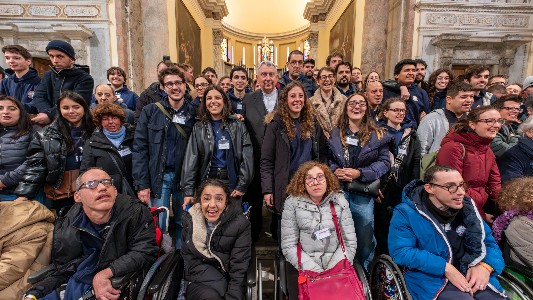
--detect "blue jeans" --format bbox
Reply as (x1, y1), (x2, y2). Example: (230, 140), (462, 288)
(344, 190), (375, 270)
(150, 171), (184, 249)
(0, 194), (17, 201)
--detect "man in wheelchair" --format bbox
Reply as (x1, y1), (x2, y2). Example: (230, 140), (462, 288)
(388, 165), (506, 300)
(24, 168), (159, 300)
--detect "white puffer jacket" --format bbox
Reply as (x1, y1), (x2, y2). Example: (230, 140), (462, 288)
(281, 192), (357, 272)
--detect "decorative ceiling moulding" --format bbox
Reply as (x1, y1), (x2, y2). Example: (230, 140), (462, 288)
(415, 0), (533, 14)
(197, 0), (228, 20)
(221, 21), (310, 40)
(0, 3), (105, 21)
(304, 0), (336, 23)
(0, 23), (93, 40)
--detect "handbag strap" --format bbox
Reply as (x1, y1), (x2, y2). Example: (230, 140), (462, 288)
(154, 102), (189, 139)
(329, 201), (347, 258)
(297, 242), (303, 271)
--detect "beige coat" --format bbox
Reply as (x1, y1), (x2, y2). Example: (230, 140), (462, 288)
(309, 88), (347, 135)
(0, 201), (55, 300)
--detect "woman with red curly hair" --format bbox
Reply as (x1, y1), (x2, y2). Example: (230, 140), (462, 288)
(80, 102), (135, 196)
(281, 161), (356, 299)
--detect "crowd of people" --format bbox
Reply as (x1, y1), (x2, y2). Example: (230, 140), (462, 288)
(0, 39), (532, 300)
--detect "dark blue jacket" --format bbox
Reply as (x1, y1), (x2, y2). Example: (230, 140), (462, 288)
(32, 65), (94, 120)
(227, 86), (251, 115)
(336, 83), (359, 98)
(278, 71), (316, 97)
(0, 68), (41, 113)
(133, 98), (197, 198)
(383, 84), (430, 127)
(431, 91), (447, 110)
(389, 180), (505, 300)
(327, 127), (391, 183)
(115, 86), (139, 111)
(0, 126), (35, 194)
(472, 89), (496, 109)
(498, 136), (533, 183)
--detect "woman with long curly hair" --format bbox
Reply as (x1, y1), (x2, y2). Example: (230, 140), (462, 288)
(261, 81), (327, 238)
(427, 68), (454, 110)
(492, 177), (533, 270)
(281, 161), (357, 299)
(436, 105), (502, 223)
(327, 93), (392, 269)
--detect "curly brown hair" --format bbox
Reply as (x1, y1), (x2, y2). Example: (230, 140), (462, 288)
(92, 102), (126, 127)
(338, 93), (385, 146)
(276, 81), (315, 140)
(427, 68), (454, 107)
(286, 161), (340, 197)
(497, 177), (533, 212)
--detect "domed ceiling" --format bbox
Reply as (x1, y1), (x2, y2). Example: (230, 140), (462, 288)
(222, 0), (311, 35)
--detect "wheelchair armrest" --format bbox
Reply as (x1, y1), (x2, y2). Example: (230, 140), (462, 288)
(148, 251), (184, 293)
(28, 265), (55, 284)
(247, 247), (257, 286)
(110, 270), (142, 289)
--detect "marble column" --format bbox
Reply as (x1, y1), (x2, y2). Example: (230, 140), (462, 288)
(360, 0), (388, 77)
(141, 0), (169, 88)
(308, 31), (319, 63)
(212, 28), (224, 76)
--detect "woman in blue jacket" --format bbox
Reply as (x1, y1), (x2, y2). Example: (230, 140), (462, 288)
(328, 93), (391, 269)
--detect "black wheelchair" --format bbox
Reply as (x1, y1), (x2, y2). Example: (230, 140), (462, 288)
(369, 254), (533, 300)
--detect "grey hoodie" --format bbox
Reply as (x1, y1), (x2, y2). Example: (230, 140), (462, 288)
(418, 109), (449, 156)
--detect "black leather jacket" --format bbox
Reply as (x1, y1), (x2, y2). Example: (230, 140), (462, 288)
(25, 194), (158, 298)
(180, 118), (254, 197)
(15, 121), (69, 198)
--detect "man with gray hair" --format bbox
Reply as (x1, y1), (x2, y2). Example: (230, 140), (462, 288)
(242, 60), (279, 243)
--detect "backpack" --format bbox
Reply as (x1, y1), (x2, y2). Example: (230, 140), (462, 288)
(420, 143), (465, 179)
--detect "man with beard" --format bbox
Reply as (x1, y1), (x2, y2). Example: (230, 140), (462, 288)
(133, 66), (197, 249)
(242, 61), (279, 243)
(364, 80), (383, 121)
(383, 59), (431, 127)
(335, 61), (359, 97)
(418, 82), (474, 156)
(278, 50), (316, 96)
(463, 65), (496, 108)
(303, 58), (316, 83)
(415, 59), (429, 91)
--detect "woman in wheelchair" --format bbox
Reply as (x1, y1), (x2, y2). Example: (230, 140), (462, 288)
(281, 161), (357, 299)
(181, 179), (251, 300)
(493, 177), (533, 272)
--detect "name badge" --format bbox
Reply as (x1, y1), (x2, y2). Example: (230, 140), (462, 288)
(172, 114), (186, 124)
(218, 138), (230, 150)
(346, 136), (359, 146)
(314, 227), (332, 240)
(118, 146), (132, 157)
(237, 103), (243, 110)
(398, 148), (408, 156)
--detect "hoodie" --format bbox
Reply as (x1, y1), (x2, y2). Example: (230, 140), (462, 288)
(278, 71), (316, 97)
(0, 68), (41, 113)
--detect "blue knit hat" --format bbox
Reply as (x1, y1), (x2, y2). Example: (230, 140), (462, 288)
(45, 40), (76, 60)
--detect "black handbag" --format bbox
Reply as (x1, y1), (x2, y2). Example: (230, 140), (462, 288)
(345, 179), (381, 198)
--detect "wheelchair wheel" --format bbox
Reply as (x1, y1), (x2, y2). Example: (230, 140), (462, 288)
(498, 269), (533, 300)
(353, 260), (372, 300)
(369, 254), (412, 300)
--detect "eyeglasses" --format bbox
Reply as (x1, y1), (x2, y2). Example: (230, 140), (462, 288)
(305, 174), (326, 185)
(260, 72), (277, 79)
(502, 107), (521, 112)
(387, 108), (406, 114)
(194, 83), (209, 89)
(164, 80), (184, 89)
(77, 178), (114, 191)
(430, 182), (467, 193)
(477, 118), (506, 126)
(319, 74), (335, 81)
(347, 101), (367, 108)
(289, 60), (304, 66)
